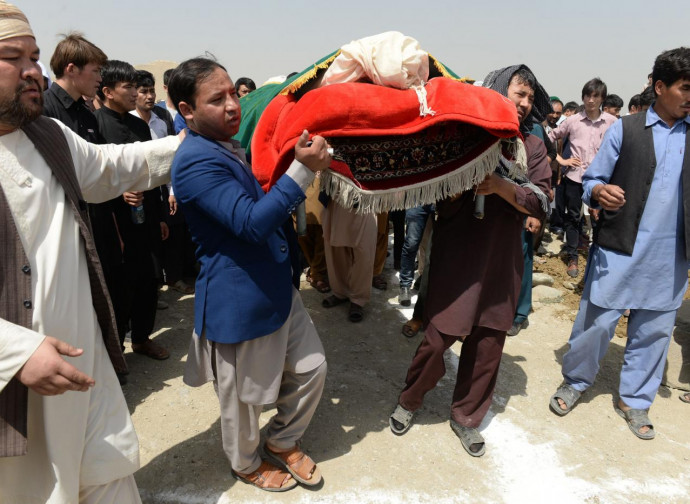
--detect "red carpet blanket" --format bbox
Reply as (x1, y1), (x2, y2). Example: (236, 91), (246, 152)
(251, 77), (519, 213)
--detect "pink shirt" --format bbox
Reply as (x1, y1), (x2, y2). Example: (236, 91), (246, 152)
(548, 110), (617, 183)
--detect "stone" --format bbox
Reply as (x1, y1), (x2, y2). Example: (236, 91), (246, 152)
(532, 285), (564, 304)
(532, 273), (554, 287)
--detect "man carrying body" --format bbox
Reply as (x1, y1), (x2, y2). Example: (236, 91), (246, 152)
(548, 78), (617, 277)
(0, 3), (181, 501)
(549, 47), (690, 440)
(389, 65), (551, 457)
(169, 58), (331, 492)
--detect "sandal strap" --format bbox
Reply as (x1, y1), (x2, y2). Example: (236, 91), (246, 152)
(391, 404), (414, 425)
(239, 461), (292, 489)
(624, 408), (654, 430)
(554, 383), (581, 407)
(267, 445), (316, 481)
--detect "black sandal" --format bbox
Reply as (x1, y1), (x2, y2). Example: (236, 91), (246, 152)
(322, 295), (348, 308)
(348, 302), (364, 322)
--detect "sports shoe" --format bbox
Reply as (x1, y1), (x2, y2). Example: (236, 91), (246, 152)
(399, 286), (411, 306)
(507, 318), (529, 336)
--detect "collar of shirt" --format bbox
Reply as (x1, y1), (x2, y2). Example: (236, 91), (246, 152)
(49, 82), (84, 110)
(131, 109), (167, 136)
(645, 105), (690, 129)
(577, 110), (608, 125)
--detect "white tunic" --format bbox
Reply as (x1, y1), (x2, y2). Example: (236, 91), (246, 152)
(0, 119), (179, 503)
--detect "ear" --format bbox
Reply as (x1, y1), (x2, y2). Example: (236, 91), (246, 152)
(64, 62), (77, 76)
(178, 100), (194, 124)
(654, 80), (665, 96)
(101, 85), (114, 101)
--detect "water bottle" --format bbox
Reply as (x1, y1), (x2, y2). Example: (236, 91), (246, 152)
(131, 204), (145, 224)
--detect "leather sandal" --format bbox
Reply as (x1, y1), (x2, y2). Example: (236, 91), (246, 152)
(401, 318), (422, 338)
(348, 302), (364, 323)
(131, 340), (170, 360)
(264, 444), (322, 487)
(322, 295), (348, 308)
(233, 460), (297, 492)
(309, 278), (331, 293)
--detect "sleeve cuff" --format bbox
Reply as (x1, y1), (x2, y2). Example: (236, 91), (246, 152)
(285, 160), (316, 191)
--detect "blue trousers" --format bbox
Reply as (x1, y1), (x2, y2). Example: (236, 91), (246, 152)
(562, 281), (676, 410)
(399, 204), (434, 288)
(513, 228), (533, 324)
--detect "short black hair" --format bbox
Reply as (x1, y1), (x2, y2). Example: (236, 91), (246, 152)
(135, 69), (155, 89)
(234, 77), (256, 91)
(628, 94), (641, 112)
(651, 47), (690, 96)
(163, 68), (175, 86)
(97, 60), (136, 100)
(509, 67), (536, 92)
(167, 57), (226, 112)
(640, 86), (655, 106)
(603, 94), (623, 109)
(563, 101), (579, 113)
(581, 78), (607, 102)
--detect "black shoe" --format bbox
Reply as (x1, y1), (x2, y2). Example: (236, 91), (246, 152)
(507, 318), (529, 336)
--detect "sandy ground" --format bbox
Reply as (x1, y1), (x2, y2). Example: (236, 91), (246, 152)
(122, 231), (690, 504)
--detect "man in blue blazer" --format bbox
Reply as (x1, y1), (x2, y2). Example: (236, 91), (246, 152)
(168, 58), (332, 492)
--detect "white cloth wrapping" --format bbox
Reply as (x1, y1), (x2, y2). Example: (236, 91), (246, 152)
(321, 31), (429, 90)
(0, 119), (178, 503)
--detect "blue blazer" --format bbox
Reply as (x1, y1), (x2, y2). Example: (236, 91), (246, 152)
(171, 130), (306, 344)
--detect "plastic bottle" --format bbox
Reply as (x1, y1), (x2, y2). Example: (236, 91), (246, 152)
(131, 204), (145, 224)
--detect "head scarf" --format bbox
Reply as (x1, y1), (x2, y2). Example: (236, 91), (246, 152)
(482, 64), (550, 134)
(0, 1), (33, 42)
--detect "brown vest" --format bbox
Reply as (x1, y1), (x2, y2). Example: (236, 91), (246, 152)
(0, 116), (126, 457)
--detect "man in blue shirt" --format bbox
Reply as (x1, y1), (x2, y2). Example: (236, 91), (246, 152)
(550, 47), (690, 440)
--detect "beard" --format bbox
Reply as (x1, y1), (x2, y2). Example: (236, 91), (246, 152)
(0, 77), (44, 129)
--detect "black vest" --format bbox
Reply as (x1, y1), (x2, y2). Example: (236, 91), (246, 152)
(593, 112), (690, 259)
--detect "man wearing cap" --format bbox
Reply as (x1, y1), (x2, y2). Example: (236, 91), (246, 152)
(0, 2), (181, 502)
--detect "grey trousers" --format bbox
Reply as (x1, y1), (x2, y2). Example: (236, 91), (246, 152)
(184, 289), (327, 473)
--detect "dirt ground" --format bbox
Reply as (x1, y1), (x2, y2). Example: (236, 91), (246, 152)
(122, 231), (690, 504)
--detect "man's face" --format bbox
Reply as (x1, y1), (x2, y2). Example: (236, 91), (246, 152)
(104, 81), (137, 114)
(654, 78), (690, 123)
(0, 36), (43, 131)
(583, 93), (603, 115)
(183, 67), (241, 141)
(237, 84), (252, 98)
(506, 78), (534, 124)
(136, 85), (156, 112)
(603, 106), (621, 118)
(72, 62), (102, 98)
(546, 102), (563, 127)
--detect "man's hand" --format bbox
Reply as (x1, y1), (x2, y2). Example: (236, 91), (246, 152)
(592, 183), (626, 211)
(525, 216), (541, 233)
(561, 156), (582, 168)
(475, 173), (508, 196)
(123, 191), (144, 207)
(168, 195), (178, 215)
(16, 337), (95, 395)
(589, 208), (600, 221)
(294, 130), (332, 173)
(160, 221), (169, 240)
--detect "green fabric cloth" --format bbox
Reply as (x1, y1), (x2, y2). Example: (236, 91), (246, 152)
(234, 50), (338, 156)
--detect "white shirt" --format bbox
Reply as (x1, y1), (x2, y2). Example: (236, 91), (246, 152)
(0, 119), (179, 502)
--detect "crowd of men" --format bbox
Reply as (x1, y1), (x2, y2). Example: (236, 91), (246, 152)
(0, 1), (689, 501)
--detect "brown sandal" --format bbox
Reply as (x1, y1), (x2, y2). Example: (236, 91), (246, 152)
(131, 340), (170, 360)
(265, 444), (322, 487)
(401, 318), (422, 338)
(309, 278), (331, 293)
(233, 460), (297, 492)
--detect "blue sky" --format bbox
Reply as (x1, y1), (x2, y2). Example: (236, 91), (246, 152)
(18, 0), (689, 106)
